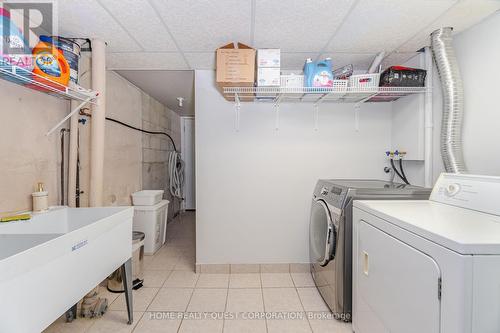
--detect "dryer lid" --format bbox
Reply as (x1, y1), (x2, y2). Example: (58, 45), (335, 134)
(355, 199), (500, 255)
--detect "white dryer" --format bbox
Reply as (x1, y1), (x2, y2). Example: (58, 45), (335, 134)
(353, 173), (500, 333)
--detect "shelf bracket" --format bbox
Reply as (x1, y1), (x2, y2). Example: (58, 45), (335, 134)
(351, 92), (377, 133)
(313, 103), (319, 131)
(273, 94), (283, 131)
(274, 103), (280, 131)
(46, 92), (99, 136)
(354, 103), (361, 132)
(234, 93), (241, 132)
(315, 93), (329, 105)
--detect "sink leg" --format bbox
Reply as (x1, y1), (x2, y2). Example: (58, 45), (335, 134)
(121, 258), (133, 325)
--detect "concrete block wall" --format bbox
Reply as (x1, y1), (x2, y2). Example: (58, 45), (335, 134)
(141, 92), (181, 221)
(0, 79), (68, 212)
(0, 66), (181, 217)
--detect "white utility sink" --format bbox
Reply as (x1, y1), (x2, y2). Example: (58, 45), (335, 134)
(0, 206), (134, 333)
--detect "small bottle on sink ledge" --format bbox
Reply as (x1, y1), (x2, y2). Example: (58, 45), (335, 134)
(32, 182), (49, 213)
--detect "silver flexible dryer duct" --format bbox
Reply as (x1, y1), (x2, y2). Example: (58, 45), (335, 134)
(431, 27), (467, 173)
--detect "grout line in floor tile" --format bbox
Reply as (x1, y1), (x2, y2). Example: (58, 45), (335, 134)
(131, 311), (146, 333)
(144, 285), (163, 312)
(222, 286), (230, 332)
(175, 286), (196, 333)
(295, 286), (314, 333)
(259, 272), (269, 333)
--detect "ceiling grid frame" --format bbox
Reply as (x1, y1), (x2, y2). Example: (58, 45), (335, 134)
(383, 0), (460, 65)
(146, 0), (191, 69)
(250, 0), (257, 45)
(314, 0), (362, 63)
(95, 0), (145, 51)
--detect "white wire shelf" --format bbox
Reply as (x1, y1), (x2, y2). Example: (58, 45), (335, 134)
(223, 86), (428, 104)
(0, 62), (97, 103)
(223, 86), (429, 132)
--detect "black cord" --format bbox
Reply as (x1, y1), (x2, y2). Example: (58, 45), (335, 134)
(399, 158), (410, 184)
(79, 109), (178, 151)
(390, 159), (409, 185)
(105, 117), (178, 152)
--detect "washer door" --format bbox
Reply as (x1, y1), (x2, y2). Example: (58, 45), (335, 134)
(309, 199), (337, 266)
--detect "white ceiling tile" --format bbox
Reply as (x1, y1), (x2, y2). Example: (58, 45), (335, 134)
(319, 53), (377, 71)
(96, 0), (178, 52)
(117, 70), (195, 115)
(57, 0), (141, 52)
(106, 52), (189, 70)
(254, 0), (356, 52)
(326, 0), (455, 53)
(149, 0), (252, 52)
(398, 0), (500, 52)
(281, 53), (319, 70)
(184, 53), (216, 69)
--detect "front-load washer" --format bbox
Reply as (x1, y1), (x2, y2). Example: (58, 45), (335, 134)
(309, 179), (431, 321)
(352, 173), (500, 333)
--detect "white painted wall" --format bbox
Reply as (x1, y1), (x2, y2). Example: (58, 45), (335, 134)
(405, 11), (500, 186)
(195, 70), (393, 264)
(453, 12), (500, 176)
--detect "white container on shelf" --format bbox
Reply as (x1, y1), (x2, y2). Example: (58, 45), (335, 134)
(349, 73), (380, 89)
(257, 67), (280, 86)
(257, 49), (280, 67)
(131, 190), (164, 206)
(333, 79), (348, 92)
(280, 74), (304, 88)
(133, 200), (169, 255)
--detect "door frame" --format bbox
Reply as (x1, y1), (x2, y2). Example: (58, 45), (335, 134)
(181, 116), (195, 210)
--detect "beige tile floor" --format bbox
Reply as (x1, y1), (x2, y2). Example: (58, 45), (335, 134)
(44, 212), (352, 333)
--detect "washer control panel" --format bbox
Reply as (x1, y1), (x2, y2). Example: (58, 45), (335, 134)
(431, 173), (500, 216)
(314, 182), (346, 209)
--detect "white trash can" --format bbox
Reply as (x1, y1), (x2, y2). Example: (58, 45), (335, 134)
(107, 231), (145, 293)
(133, 200), (169, 255)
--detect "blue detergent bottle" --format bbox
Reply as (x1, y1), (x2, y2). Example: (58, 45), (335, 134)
(0, 8), (33, 82)
(303, 58), (313, 87)
(304, 58), (334, 87)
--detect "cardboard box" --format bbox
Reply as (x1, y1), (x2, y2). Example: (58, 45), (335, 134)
(257, 49), (281, 68)
(257, 67), (280, 87)
(216, 42), (255, 101)
(216, 42), (255, 85)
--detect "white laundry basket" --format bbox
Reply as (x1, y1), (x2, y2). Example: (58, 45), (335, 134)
(348, 73), (380, 89)
(131, 190), (164, 206)
(133, 200), (169, 254)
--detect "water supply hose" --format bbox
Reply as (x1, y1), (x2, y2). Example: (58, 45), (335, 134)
(168, 151), (185, 199)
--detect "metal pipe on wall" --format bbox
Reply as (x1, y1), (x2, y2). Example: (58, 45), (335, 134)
(424, 47), (434, 188)
(67, 102), (79, 207)
(89, 38), (106, 207)
(431, 27), (467, 174)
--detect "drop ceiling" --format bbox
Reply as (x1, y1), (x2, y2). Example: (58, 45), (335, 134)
(117, 70), (195, 116)
(57, 0), (500, 71)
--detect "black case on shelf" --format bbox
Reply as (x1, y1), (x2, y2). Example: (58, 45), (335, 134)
(380, 66), (427, 87)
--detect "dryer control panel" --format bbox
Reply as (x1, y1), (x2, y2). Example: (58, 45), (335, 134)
(431, 173), (500, 216)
